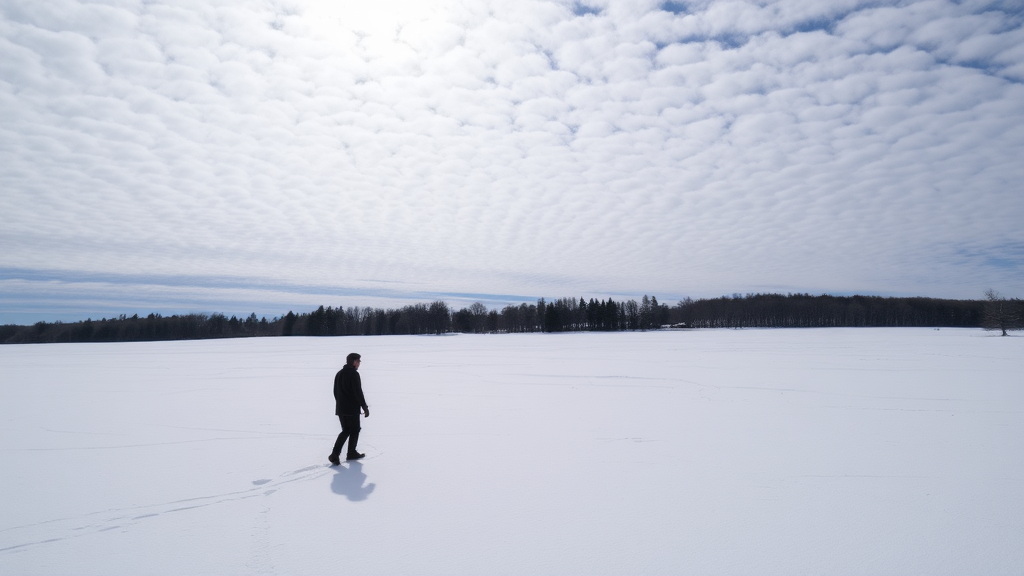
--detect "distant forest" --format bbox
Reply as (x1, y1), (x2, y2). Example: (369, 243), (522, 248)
(3, 292), (1019, 345)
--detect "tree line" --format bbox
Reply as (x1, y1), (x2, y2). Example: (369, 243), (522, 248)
(1, 292), (1019, 344)
(673, 293), (987, 328)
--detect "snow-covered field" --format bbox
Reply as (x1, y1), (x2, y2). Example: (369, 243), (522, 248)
(1, 329), (1022, 575)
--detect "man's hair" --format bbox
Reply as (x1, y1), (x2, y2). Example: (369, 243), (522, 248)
(346, 352), (361, 365)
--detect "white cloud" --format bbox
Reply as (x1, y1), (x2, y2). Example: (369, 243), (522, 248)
(1, 0), (1023, 321)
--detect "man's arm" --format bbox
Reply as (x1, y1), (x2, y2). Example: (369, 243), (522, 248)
(353, 372), (369, 417)
(333, 370), (344, 403)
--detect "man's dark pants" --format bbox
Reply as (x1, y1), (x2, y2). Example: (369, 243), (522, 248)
(331, 414), (361, 458)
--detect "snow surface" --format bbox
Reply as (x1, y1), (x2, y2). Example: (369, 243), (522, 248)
(1, 329), (1022, 575)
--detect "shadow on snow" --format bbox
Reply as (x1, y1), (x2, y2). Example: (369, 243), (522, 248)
(331, 461), (375, 501)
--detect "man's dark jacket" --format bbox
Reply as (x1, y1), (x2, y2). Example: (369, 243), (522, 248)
(334, 364), (368, 416)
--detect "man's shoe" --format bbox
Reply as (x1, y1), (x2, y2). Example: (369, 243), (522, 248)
(328, 454), (341, 466)
(346, 452), (365, 460)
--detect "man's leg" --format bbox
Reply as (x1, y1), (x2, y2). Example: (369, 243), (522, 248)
(342, 414), (362, 458)
(329, 415), (349, 462)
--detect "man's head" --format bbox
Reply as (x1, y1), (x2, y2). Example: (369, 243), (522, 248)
(346, 352), (361, 367)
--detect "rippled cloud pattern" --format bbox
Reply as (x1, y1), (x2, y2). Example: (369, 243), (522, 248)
(2, 0), (1022, 321)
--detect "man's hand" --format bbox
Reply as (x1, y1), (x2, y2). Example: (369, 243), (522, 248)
(363, 406), (370, 417)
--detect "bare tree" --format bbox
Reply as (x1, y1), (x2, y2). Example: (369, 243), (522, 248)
(982, 289), (1021, 336)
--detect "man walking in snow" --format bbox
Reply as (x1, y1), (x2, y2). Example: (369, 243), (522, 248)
(329, 352), (369, 465)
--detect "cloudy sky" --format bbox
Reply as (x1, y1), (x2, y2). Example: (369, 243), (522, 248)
(2, 0), (1022, 323)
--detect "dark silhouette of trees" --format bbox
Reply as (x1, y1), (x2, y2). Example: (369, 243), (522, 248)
(669, 293), (984, 328)
(0, 292), (997, 345)
(427, 301), (452, 335)
(1, 312), (280, 344)
(498, 302), (539, 332)
(282, 311), (297, 336)
(982, 289), (1022, 336)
